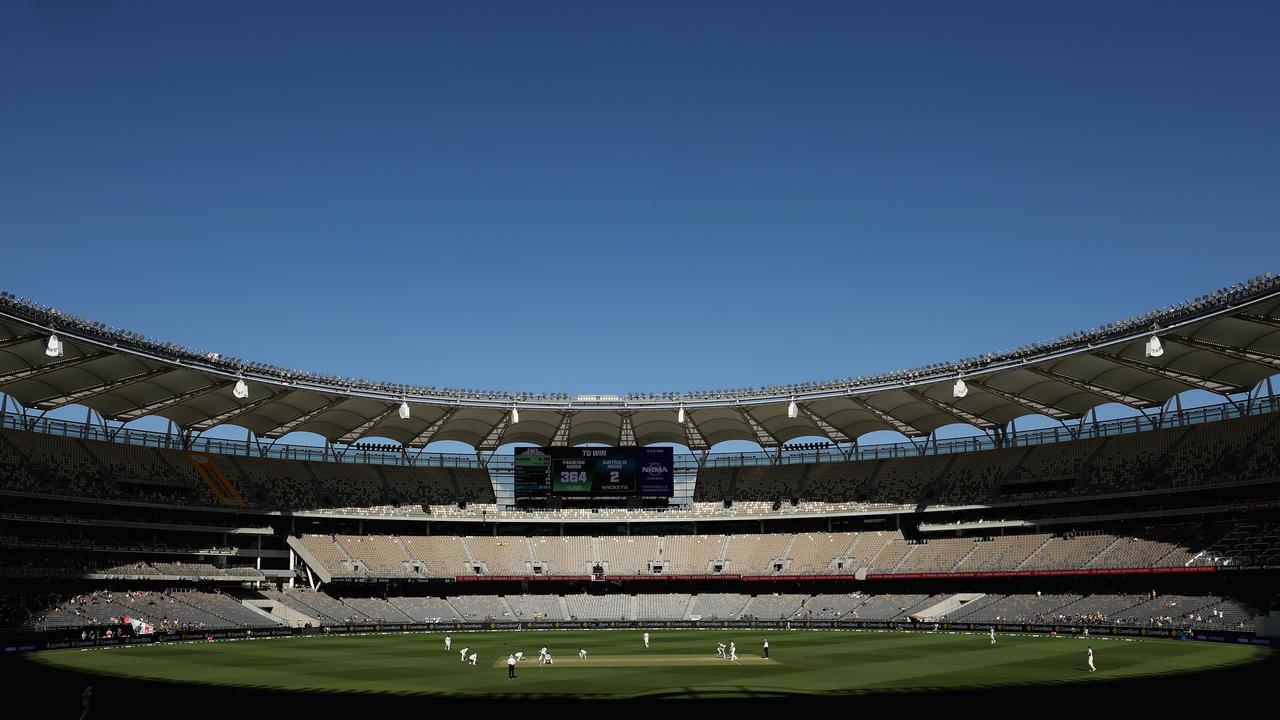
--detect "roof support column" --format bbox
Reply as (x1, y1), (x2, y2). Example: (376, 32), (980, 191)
(1260, 375), (1274, 410)
(1244, 380), (1267, 416)
(9, 396), (28, 430)
(25, 408), (49, 432)
(734, 406), (781, 459)
(1220, 390), (1247, 416)
(89, 409), (116, 440)
(1071, 408), (1086, 440)
(410, 406), (461, 464)
(1056, 418), (1073, 442)
(796, 404), (854, 455)
(1072, 409), (1092, 440)
(618, 412), (635, 446)
(905, 434), (925, 456)
(694, 448), (708, 469)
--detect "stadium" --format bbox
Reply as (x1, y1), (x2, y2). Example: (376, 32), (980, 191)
(2, 275), (1279, 712)
(6, 4), (1280, 716)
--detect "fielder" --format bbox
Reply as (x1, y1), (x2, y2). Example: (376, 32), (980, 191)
(644, 631), (650, 648)
(716, 642), (726, 658)
(990, 628), (996, 646)
(514, 651), (525, 662)
(459, 647), (470, 662)
(578, 648), (588, 660)
(1087, 646), (1095, 672)
(538, 646), (549, 664)
(468, 652), (478, 666)
(445, 635), (451, 651)
(729, 642), (738, 662)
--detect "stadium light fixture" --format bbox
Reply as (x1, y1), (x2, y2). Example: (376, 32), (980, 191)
(511, 405), (520, 424)
(45, 334), (64, 357)
(1145, 336), (1164, 358)
(953, 378), (968, 399)
(398, 401), (411, 420)
(677, 405), (685, 424)
(233, 379), (249, 399)
(787, 399), (798, 419)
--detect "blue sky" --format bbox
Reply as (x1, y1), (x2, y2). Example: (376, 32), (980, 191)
(2, 2), (1278, 451)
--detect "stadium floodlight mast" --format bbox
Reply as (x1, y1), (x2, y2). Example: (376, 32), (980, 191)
(232, 379), (249, 399)
(398, 400), (411, 420)
(953, 378), (968, 399)
(787, 399), (798, 419)
(1145, 336), (1165, 358)
(44, 334), (64, 357)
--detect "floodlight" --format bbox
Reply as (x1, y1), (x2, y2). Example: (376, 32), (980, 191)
(233, 379), (249, 399)
(677, 405), (685, 424)
(787, 399), (798, 419)
(398, 401), (411, 420)
(953, 378), (968, 399)
(45, 335), (63, 357)
(1145, 336), (1164, 358)
(511, 406), (520, 424)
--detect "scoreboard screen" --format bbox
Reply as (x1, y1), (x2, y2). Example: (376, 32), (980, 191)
(513, 447), (552, 496)
(514, 446), (673, 498)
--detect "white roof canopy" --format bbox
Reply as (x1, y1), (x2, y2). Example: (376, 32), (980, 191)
(1, 275), (1277, 450)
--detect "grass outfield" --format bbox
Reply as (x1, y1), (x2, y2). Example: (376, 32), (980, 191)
(31, 629), (1267, 700)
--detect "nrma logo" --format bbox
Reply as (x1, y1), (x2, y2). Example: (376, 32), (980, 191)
(641, 463), (667, 475)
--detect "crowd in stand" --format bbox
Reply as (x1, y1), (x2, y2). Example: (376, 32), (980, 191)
(0, 587), (1266, 635)
(3, 395), (1278, 516)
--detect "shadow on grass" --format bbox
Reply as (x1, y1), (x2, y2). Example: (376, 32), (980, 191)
(10, 648), (1276, 717)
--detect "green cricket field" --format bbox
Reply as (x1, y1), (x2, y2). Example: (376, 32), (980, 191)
(29, 628), (1269, 700)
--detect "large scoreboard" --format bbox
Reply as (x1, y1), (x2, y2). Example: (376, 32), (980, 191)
(514, 446), (674, 499)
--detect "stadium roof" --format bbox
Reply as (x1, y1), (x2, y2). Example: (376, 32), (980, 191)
(1, 274), (1278, 450)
